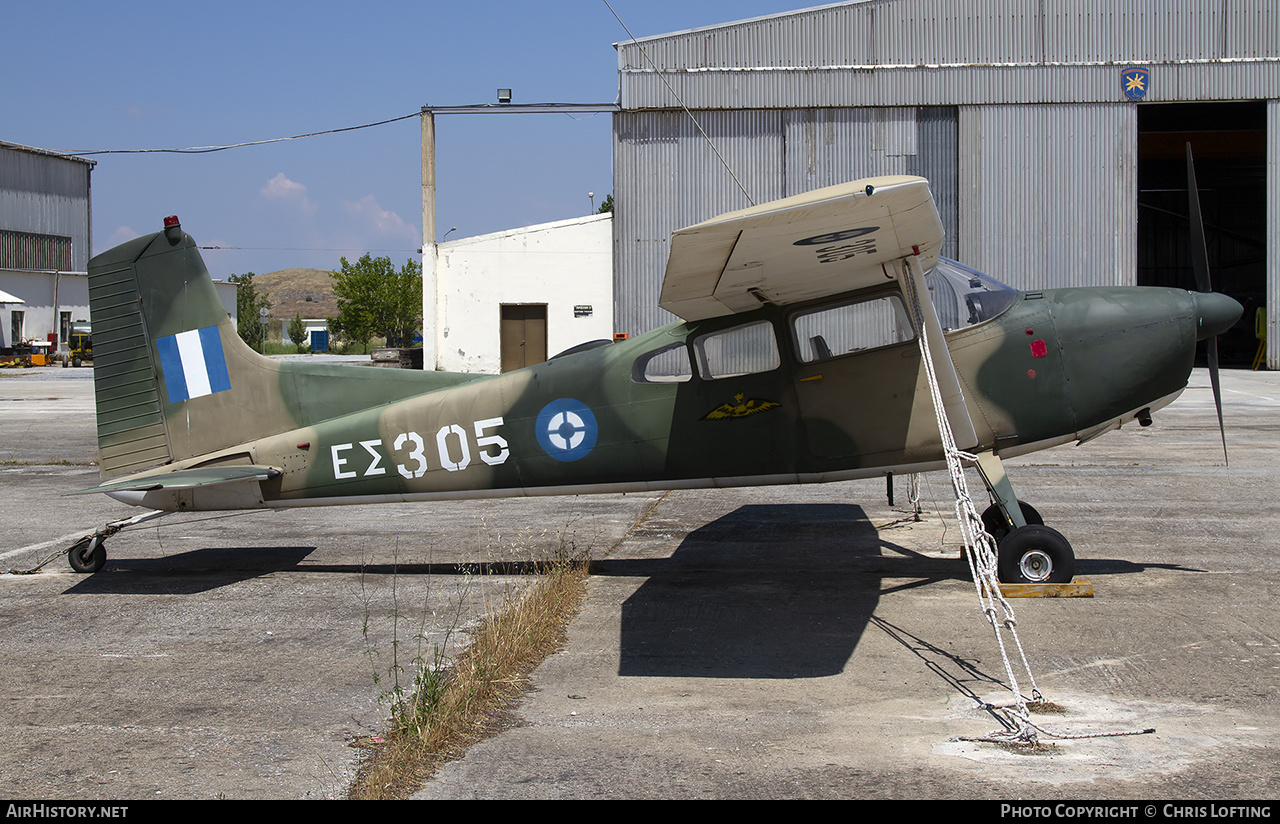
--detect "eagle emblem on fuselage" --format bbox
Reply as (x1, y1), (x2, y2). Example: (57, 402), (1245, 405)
(703, 393), (780, 420)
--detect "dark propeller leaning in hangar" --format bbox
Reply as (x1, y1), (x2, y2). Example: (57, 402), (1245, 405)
(68, 169), (1241, 582)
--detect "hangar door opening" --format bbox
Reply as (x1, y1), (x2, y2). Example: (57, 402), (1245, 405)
(1137, 101), (1266, 367)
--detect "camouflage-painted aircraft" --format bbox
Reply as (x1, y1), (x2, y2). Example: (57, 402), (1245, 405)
(69, 171), (1241, 583)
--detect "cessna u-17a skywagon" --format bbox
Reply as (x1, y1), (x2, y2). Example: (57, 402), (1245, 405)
(69, 173), (1241, 582)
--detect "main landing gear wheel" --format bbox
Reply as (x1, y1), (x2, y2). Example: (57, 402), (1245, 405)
(997, 525), (1075, 584)
(981, 501), (1043, 543)
(68, 537), (106, 574)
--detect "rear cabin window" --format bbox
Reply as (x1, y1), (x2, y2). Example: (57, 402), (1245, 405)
(791, 294), (915, 363)
(693, 320), (781, 379)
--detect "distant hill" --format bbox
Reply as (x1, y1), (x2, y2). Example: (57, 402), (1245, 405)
(255, 268), (339, 321)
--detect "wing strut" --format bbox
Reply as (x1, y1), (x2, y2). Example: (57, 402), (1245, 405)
(896, 255), (978, 450)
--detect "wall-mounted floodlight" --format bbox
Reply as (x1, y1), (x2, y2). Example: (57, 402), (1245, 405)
(497, 89), (512, 103)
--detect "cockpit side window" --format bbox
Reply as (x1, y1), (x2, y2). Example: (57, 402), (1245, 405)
(632, 342), (692, 383)
(791, 294), (915, 363)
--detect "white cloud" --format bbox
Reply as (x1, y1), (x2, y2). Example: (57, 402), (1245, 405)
(105, 225), (140, 248)
(260, 172), (317, 214)
(342, 195), (421, 244)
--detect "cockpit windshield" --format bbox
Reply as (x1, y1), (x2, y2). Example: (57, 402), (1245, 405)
(925, 258), (1019, 331)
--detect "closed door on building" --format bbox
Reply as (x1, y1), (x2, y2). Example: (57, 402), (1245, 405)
(500, 304), (547, 373)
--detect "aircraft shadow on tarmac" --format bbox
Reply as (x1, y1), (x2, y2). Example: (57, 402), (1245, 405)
(602, 503), (1204, 680)
(603, 503), (971, 679)
(57, 511), (1198, 609)
(62, 546), (318, 595)
(60, 546), (559, 595)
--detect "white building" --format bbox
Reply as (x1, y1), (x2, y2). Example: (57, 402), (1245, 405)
(279, 318), (331, 351)
(432, 213), (613, 374)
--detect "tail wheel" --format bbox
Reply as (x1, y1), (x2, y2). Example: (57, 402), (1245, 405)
(997, 525), (1074, 584)
(68, 537), (106, 574)
(981, 501), (1044, 543)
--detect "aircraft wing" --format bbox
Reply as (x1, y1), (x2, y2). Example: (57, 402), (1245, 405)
(69, 465), (281, 495)
(658, 176), (944, 321)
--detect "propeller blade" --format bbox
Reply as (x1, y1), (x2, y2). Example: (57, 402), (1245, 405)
(1209, 335), (1228, 466)
(1186, 142), (1229, 465)
(1186, 143), (1212, 294)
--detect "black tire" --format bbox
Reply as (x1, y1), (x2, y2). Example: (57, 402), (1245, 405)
(68, 538), (106, 574)
(981, 501), (1044, 542)
(997, 525), (1074, 584)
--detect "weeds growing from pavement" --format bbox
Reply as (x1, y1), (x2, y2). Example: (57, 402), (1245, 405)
(349, 524), (590, 800)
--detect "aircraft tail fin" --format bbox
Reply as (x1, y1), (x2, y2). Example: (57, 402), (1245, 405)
(87, 218), (479, 483)
(86, 219), (291, 479)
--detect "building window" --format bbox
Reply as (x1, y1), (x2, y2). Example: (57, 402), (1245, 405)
(0, 230), (72, 271)
(11, 310), (24, 344)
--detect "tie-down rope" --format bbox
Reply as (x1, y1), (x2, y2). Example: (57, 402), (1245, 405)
(897, 255), (1155, 746)
(897, 256), (1045, 744)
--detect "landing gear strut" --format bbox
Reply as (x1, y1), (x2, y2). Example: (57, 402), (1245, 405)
(64, 509), (168, 573)
(974, 450), (1076, 584)
(981, 501), (1043, 543)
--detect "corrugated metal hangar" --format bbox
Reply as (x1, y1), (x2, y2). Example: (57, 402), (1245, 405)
(0, 141), (238, 360)
(0, 141), (95, 354)
(610, 0), (1278, 368)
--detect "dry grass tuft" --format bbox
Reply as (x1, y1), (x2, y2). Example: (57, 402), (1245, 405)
(347, 554), (590, 799)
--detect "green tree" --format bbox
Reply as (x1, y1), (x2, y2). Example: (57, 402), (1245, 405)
(330, 254), (423, 353)
(597, 194), (614, 214)
(228, 272), (270, 350)
(287, 312), (307, 353)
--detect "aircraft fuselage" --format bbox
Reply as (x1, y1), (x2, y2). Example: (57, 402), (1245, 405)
(108, 278), (1221, 513)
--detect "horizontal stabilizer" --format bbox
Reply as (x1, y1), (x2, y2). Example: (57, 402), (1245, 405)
(70, 465), (281, 496)
(659, 176), (944, 321)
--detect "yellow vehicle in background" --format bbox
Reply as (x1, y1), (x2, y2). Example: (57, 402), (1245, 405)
(69, 321), (92, 367)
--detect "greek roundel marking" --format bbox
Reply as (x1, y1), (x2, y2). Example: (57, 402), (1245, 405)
(535, 399), (598, 462)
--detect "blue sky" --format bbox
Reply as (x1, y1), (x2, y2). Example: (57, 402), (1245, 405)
(4, 1), (812, 278)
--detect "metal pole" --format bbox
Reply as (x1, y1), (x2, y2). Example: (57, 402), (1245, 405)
(421, 109), (438, 371)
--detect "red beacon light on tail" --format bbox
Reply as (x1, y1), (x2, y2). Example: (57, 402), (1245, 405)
(162, 215), (182, 244)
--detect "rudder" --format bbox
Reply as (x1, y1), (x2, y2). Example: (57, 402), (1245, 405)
(87, 220), (285, 479)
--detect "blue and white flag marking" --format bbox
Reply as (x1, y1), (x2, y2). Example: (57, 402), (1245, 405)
(156, 326), (231, 403)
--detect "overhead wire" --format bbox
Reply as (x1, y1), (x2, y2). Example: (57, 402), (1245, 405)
(60, 112), (424, 156)
(602, 0), (755, 207)
(199, 246), (423, 253)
